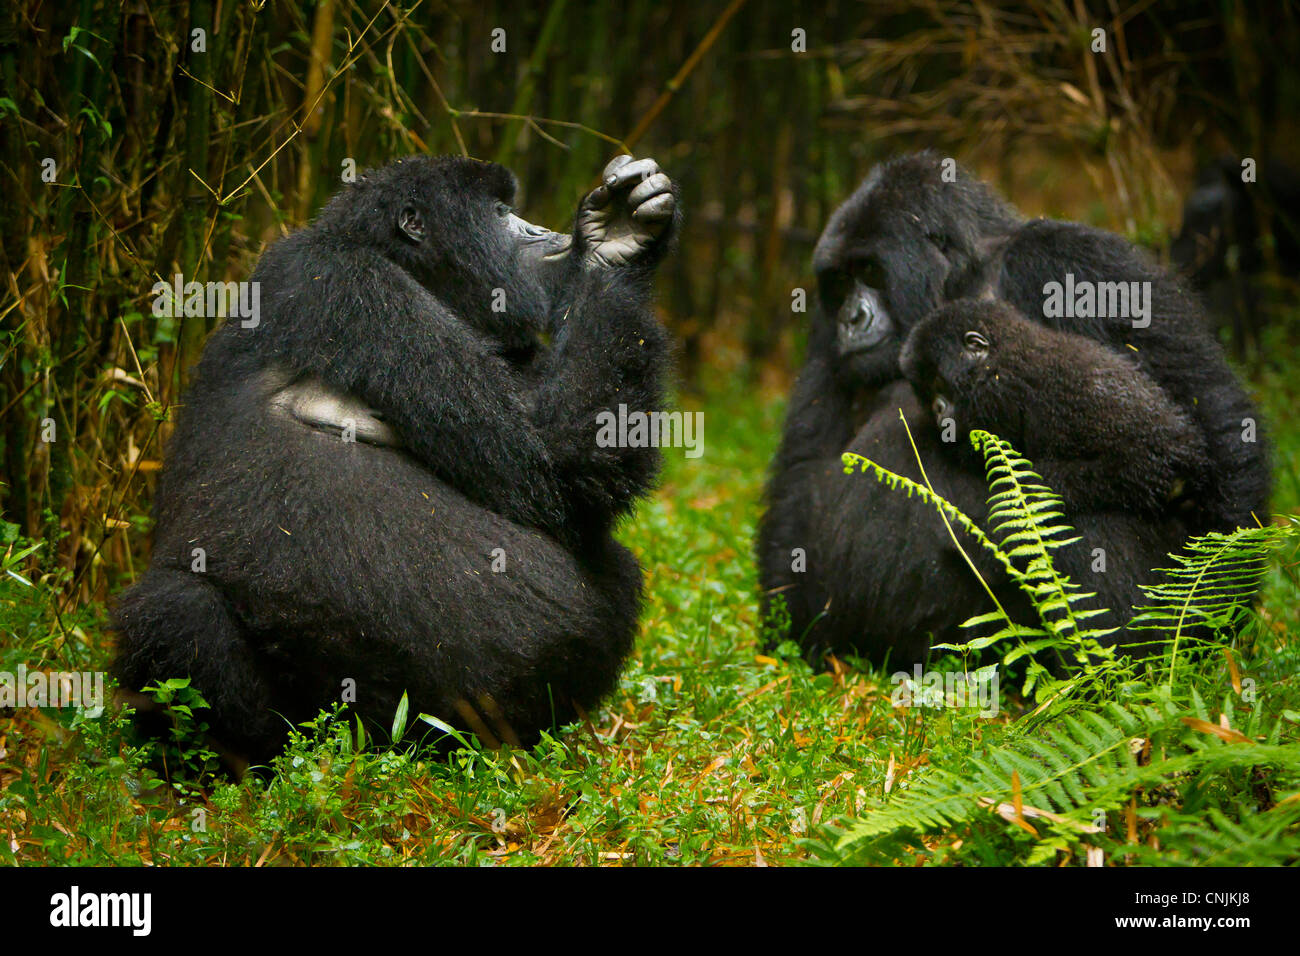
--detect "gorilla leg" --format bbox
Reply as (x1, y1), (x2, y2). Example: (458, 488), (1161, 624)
(113, 568), (281, 757)
(126, 407), (643, 755)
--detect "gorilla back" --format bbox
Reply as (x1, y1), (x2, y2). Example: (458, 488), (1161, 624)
(114, 155), (679, 762)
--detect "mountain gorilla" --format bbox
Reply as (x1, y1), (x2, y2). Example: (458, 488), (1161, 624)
(115, 154), (678, 762)
(900, 299), (1210, 516)
(1171, 156), (1300, 356)
(758, 151), (1268, 665)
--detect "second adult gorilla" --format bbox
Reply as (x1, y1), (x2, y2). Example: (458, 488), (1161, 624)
(759, 152), (1268, 665)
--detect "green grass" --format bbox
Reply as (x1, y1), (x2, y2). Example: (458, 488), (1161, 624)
(1, 330), (1299, 866)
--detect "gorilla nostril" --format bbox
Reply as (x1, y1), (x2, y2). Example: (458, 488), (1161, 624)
(845, 302), (871, 329)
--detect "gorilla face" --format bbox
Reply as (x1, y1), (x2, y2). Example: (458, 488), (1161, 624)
(318, 156), (578, 351)
(812, 152), (1018, 388)
(813, 185), (945, 386)
(1169, 173), (1236, 285)
(899, 301), (1000, 435)
(503, 204), (573, 273)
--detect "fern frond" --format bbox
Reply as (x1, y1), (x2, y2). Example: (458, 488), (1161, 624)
(831, 698), (1300, 864)
(835, 700), (1170, 849)
(969, 431), (1100, 644)
(833, 422), (1300, 867)
(1129, 801), (1300, 866)
(840, 452), (995, 561)
(840, 450), (1022, 597)
(1129, 526), (1283, 666)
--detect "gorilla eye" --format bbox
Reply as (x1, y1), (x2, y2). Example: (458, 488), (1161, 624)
(818, 269), (850, 308)
(857, 258), (886, 290)
(494, 201), (512, 218)
(963, 330), (989, 353)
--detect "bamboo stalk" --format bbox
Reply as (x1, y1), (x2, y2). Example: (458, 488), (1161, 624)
(492, 0), (569, 165)
(294, 0), (337, 222)
(621, 0), (750, 152)
(175, 0), (216, 395)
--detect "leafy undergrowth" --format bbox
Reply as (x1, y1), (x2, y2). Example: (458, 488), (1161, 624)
(2, 329), (1299, 866)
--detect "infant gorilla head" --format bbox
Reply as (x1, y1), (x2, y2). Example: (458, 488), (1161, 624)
(900, 298), (1210, 515)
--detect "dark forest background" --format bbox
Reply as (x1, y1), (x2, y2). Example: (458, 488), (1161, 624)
(2, 0), (1298, 607)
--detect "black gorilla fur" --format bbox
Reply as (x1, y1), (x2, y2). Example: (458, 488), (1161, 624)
(758, 151), (1268, 664)
(114, 154), (679, 761)
(1171, 156), (1300, 356)
(900, 299), (1210, 516)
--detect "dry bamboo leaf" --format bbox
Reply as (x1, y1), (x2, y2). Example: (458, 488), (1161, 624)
(1224, 646), (1242, 695)
(1180, 716), (1253, 745)
(979, 797), (1102, 833)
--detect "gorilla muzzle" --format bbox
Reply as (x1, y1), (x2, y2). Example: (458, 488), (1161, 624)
(837, 280), (893, 354)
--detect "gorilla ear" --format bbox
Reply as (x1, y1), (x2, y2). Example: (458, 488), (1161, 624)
(399, 205), (426, 244)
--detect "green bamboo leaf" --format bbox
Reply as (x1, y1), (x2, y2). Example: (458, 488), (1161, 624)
(390, 691), (410, 743)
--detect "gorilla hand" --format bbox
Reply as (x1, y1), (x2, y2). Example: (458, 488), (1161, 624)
(578, 155), (676, 268)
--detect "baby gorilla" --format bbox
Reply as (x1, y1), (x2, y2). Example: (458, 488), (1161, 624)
(900, 299), (1210, 516)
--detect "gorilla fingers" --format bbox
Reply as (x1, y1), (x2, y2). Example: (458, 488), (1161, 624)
(578, 155), (678, 269)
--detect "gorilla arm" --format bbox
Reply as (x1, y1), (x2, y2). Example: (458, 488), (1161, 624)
(249, 262), (573, 539)
(245, 156), (677, 547)
(757, 319), (862, 634)
(526, 155), (679, 528)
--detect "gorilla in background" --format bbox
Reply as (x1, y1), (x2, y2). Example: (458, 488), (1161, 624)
(758, 151), (1268, 665)
(115, 154), (679, 762)
(1171, 156), (1300, 357)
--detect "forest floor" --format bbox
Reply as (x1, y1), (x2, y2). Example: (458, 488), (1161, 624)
(1, 324), (1299, 866)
